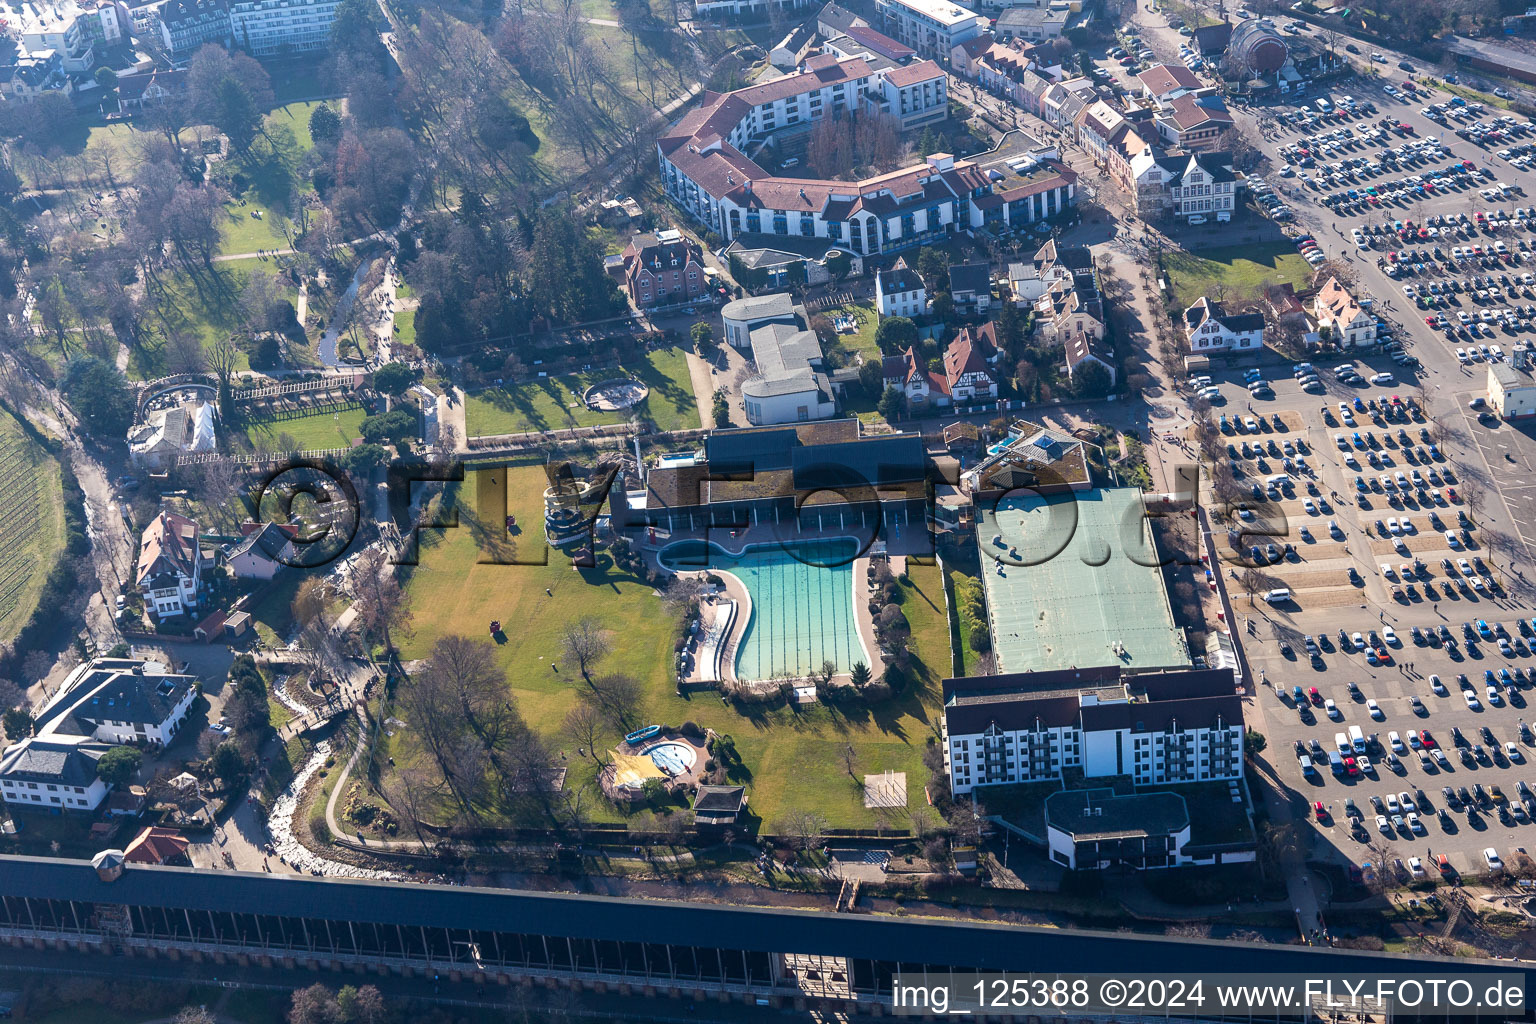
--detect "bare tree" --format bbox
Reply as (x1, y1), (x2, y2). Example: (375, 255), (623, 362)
(350, 548), (410, 655)
(560, 617), (610, 682)
(208, 333), (240, 400)
(776, 809), (829, 854)
(581, 672), (643, 732)
(380, 759), (437, 847)
(563, 702), (609, 766)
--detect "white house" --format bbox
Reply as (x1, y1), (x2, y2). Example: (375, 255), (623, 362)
(942, 323), (998, 403)
(1182, 296), (1265, 353)
(1, 656), (201, 812)
(33, 658), (199, 747)
(226, 522), (297, 580)
(136, 511), (203, 618)
(0, 738), (111, 811)
(876, 257), (927, 318)
(1312, 275), (1377, 348)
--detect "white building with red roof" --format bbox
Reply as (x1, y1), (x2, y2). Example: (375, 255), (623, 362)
(136, 512), (204, 618)
(658, 53), (1077, 255)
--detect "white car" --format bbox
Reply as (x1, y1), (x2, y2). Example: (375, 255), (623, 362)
(1507, 741), (1523, 763)
(1383, 626), (1398, 646)
(1368, 699), (1383, 719)
(1408, 856), (1426, 878)
(1389, 731), (1406, 754)
(1485, 848), (1504, 870)
(1466, 691), (1483, 710)
(1326, 698), (1340, 719)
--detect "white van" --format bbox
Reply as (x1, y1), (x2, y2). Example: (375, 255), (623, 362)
(1315, 98), (1333, 112)
(1349, 725), (1366, 754)
(1264, 588), (1291, 603)
(1266, 473), (1291, 487)
(1335, 731), (1350, 753)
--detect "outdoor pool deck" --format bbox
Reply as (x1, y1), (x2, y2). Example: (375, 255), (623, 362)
(652, 526), (887, 686)
(976, 487), (1190, 675)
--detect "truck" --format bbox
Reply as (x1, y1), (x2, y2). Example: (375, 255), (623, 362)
(1349, 725), (1367, 754)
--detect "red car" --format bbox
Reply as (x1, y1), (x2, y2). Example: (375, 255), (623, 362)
(1449, 486), (1460, 502)
(1376, 648), (1392, 664)
(1309, 687), (1324, 706)
(1344, 758), (1360, 777)
(1314, 801), (1330, 822)
(1420, 730), (1437, 749)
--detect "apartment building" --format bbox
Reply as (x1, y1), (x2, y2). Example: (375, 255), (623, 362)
(157, 0), (229, 56)
(874, 0), (981, 64)
(658, 54), (1076, 255)
(13, 0), (125, 71)
(228, 0), (337, 55)
(941, 667), (1244, 796)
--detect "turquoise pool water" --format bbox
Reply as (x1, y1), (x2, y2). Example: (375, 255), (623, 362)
(660, 538), (865, 682)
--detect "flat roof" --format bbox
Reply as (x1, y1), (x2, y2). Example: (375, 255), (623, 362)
(884, 0), (980, 27)
(976, 488), (1189, 675)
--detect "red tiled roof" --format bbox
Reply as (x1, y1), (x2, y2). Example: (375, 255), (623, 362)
(882, 60), (945, 88)
(1136, 63), (1201, 97)
(123, 827), (190, 865)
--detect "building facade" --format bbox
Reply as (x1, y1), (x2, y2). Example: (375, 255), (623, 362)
(1312, 275), (1377, 347)
(157, 0), (230, 56)
(1183, 296), (1264, 353)
(228, 0), (338, 56)
(135, 512), (203, 618)
(874, 0), (982, 63)
(875, 257), (926, 318)
(658, 56), (1075, 258)
(941, 668), (1245, 797)
(622, 229), (710, 309)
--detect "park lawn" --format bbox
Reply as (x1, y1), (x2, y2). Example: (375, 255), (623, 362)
(244, 403), (367, 452)
(393, 464), (948, 829)
(1164, 242), (1314, 308)
(249, 572), (305, 648)
(464, 346), (700, 437)
(0, 407), (65, 647)
(219, 201), (291, 255)
(393, 308), (417, 352)
(824, 300), (880, 365)
(265, 99), (334, 155)
(127, 261), (299, 378)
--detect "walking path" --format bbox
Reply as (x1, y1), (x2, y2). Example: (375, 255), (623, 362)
(684, 349), (717, 429)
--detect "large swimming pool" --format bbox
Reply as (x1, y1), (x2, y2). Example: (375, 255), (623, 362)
(660, 538), (866, 682)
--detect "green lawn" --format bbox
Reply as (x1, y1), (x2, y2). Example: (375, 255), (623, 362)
(127, 261), (300, 379)
(250, 572), (303, 648)
(0, 407), (65, 646)
(392, 465), (950, 828)
(465, 346), (700, 437)
(392, 308), (417, 353)
(824, 300), (881, 364)
(1163, 242), (1315, 308)
(244, 404), (367, 452)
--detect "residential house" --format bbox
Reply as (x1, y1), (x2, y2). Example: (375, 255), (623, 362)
(948, 261), (992, 315)
(225, 521), (296, 580)
(770, 21), (818, 70)
(876, 257), (927, 318)
(1007, 238), (1076, 304)
(114, 68), (186, 110)
(943, 323), (999, 402)
(33, 657), (198, 747)
(1312, 275), (1376, 347)
(1154, 94), (1234, 151)
(0, 738), (111, 811)
(1075, 100), (1129, 165)
(1031, 244), (1110, 387)
(1134, 63), (1201, 104)
(0, 49), (70, 100)
(123, 826), (191, 865)
(882, 345), (946, 407)
(136, 511), (203, 618)
(1182, 296), (1265, 353)
(1039, 76), (1095, 128)
(622, 229), (710, 309)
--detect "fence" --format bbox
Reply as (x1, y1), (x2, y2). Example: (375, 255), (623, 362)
(235, 373), (364, 403)
(175, 447), (352, 467)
